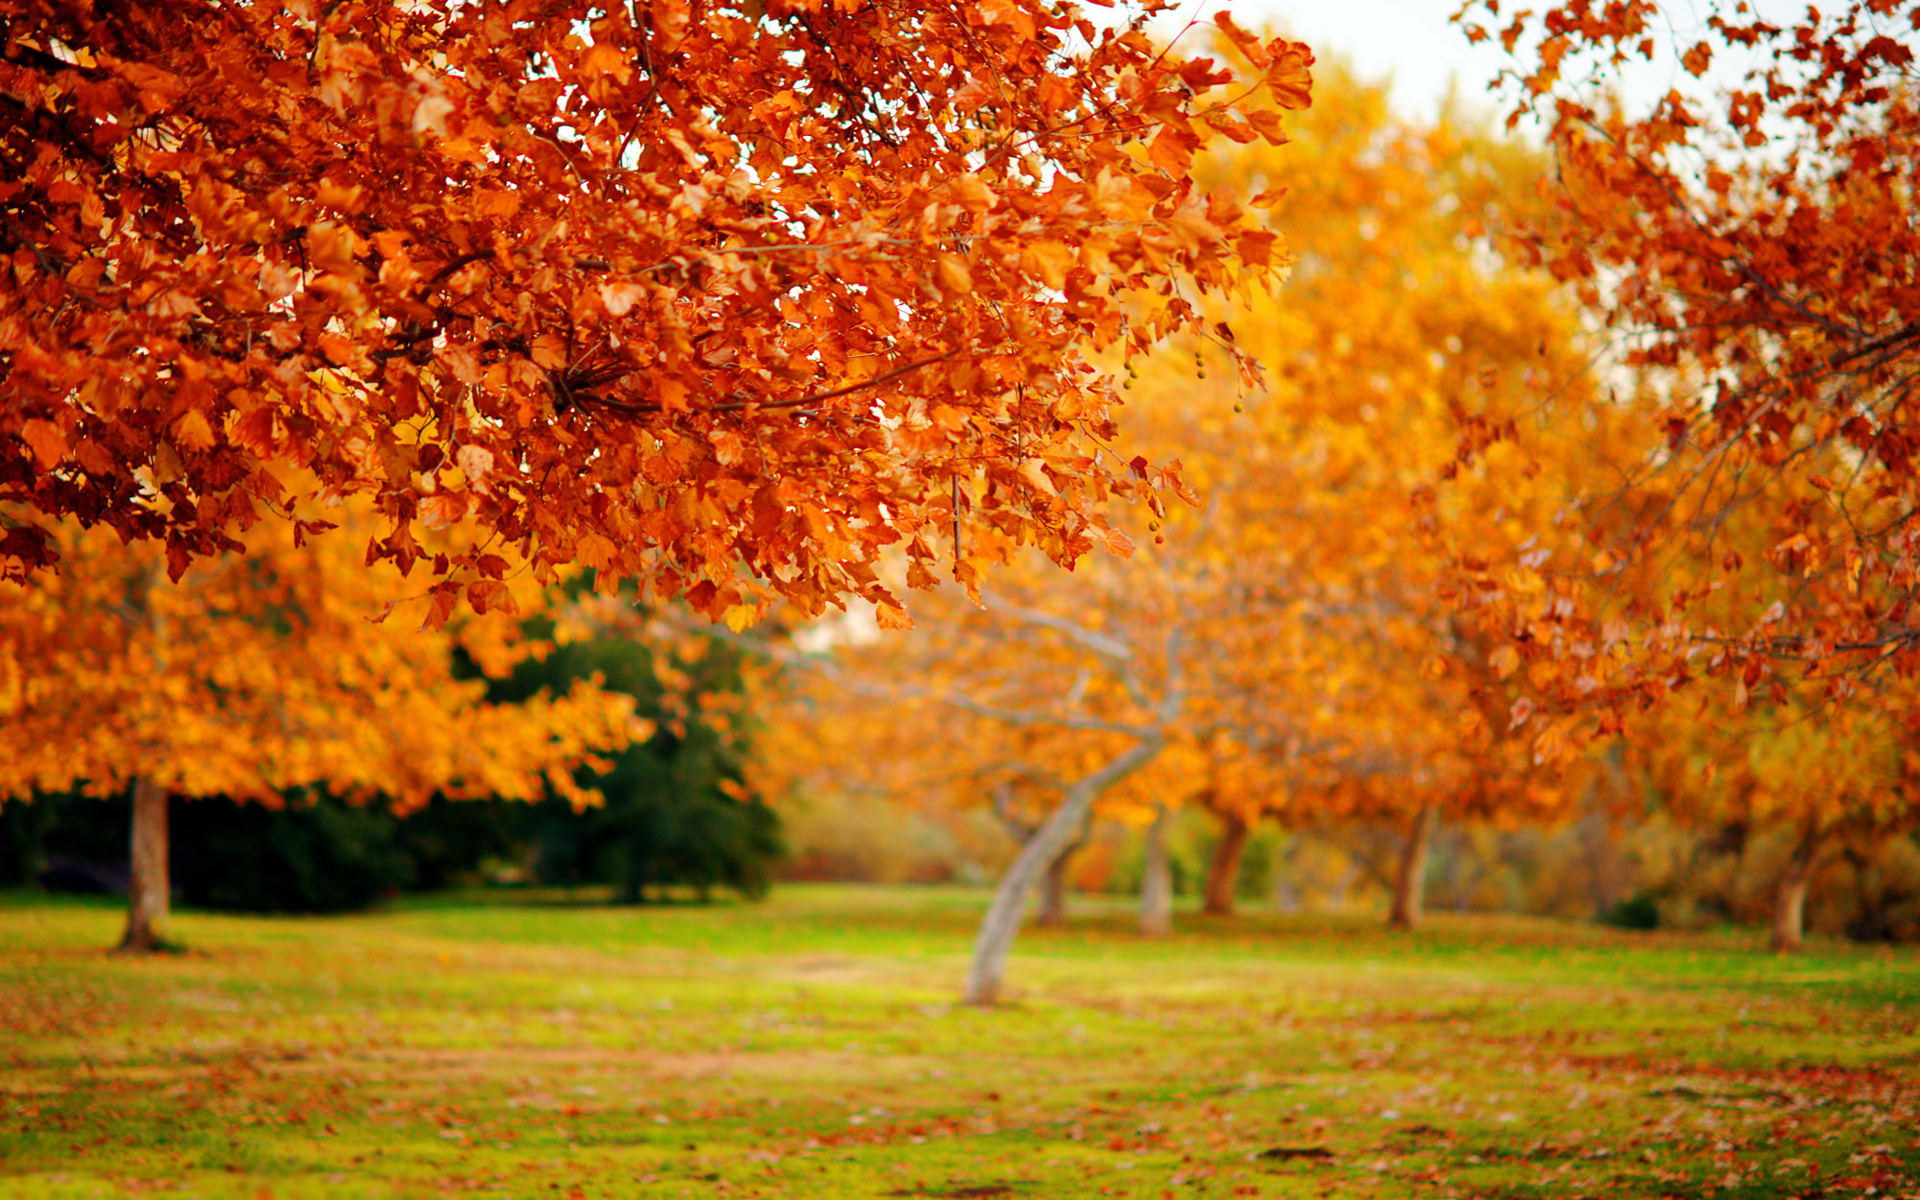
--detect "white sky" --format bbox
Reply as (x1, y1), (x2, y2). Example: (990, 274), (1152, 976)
(1155, 0), (1810, 127)
(1228, 0), (1514, 119)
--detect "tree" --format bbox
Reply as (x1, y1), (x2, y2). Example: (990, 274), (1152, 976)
(758, 556), (1197, 1002)
(1438, 3), (1920, 947)
(0, 506), (635, 950)
(1454, 0), (1920, 712)
(483, 606), (784, 902)
(2, 0), (1310, 626)
(1623, 685), (1920, 951)
(753, 51), (1639, 994)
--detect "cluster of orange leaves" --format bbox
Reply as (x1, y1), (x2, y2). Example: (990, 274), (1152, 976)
(2, 0), (1310, 630)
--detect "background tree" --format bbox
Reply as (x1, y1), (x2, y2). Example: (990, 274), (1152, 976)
(754, 51), (1644, 989)
(0, 505), (635, 950)
(484, 605), (784, 902)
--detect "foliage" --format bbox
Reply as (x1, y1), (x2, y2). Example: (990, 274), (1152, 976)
(1598, 891), (1661, 930)
(754, 54), (1617, 973)
(2, 0), (1313, 627)
(485, 618), (785, 901)
(0, 508), (635, 808)
(169, 794), (411, 913)
(7, 789), (521, 912)
(1452, 0), (1920, 718)
(2, 888), (1917, 1197)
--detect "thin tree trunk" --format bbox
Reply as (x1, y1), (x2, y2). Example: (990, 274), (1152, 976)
(1388, 804), (1439, 931)
(1036, 852), (1070, 927)
(1272, 833), (1301, 913)
(1037, 818), (1091, 928)
(1771, 825), (1823, 953)
(1202, 810), (1250, 916)
(1139, 804), (1173, 937)
(118, 777), (169, 953)
(964, 738), (1164, 1005)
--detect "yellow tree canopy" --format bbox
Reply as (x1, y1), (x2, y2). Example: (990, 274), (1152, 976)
(0, 503), (638, 809)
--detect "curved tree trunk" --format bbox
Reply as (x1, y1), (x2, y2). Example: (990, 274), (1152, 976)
(1202, 810), (1250, 916)
(1388, 804), (1438, 931)
(964, 738), (1164, 1005)
(118, 777), (170, 953)
(1139, 804), (1173, 937)
(1771, 826), (1823, 953)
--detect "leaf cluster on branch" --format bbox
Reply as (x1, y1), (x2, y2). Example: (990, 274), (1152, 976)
(1, 0), (1311, 626)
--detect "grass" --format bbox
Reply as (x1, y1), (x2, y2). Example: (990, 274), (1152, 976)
(1, 885), (1916, 1198)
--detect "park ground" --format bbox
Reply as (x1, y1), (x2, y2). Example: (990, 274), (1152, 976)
(1, 887), (1917, 1199)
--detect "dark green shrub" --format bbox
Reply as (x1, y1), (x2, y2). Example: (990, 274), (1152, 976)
(1599, 892), (1661, 930)
(487, 627), (784, 902)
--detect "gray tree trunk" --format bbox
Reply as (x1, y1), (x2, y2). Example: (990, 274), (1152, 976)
(118, 777), (169, 953)
(1139, 804), (1174, 936)
(964, 738), (1164, 1005)
(1771, 825), (1822, 953)
(1388, 804), (1439, 931)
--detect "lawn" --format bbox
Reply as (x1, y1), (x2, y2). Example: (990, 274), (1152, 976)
(1, 886), (1915, 1198)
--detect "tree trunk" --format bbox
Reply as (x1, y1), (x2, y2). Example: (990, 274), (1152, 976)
(1771, 826), (1822, 953)
(1388, 804), (1438, 931)
(1202, 810), (1250, 916)
(1036, 848), (1071, 927)
(1139, 804), (1173, 937)
(118, 777), (169, 953)
(964, 738), (1164, 1005)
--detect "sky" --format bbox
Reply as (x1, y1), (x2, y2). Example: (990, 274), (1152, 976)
(1231, 0), (1514, 119)
(1160, 0), (1807, 128)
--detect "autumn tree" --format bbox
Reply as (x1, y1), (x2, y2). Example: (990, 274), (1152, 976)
(2, 0), (1310, 627)
(1428, 2), (1920, 949)
(1452, 0), (1920, 714)
(753, 550), (1202, 1002)
(752, 52), (1649, 992)
(0, 506), (635, 951)
(1125, 56), (1629, 929)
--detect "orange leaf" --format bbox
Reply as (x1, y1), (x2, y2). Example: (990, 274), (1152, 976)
(875, 599), (914, 630)
(1265, 41), (1314, 110)
(419, 493), (466, 531)
(19, 420), (66, 469)
(171, 409), (217, 452)
(935, 253), (973, 297)
(1023, 241), (1072, 291)
(577, 532), (619, 570)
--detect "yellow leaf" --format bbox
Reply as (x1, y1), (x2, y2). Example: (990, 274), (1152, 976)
(1490, 645), (1520, 680)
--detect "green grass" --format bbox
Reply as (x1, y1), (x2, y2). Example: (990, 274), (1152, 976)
(1, 886), (1915, 1198)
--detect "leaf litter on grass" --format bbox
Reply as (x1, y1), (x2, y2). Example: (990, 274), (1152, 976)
(0, 889), (1916, 1198)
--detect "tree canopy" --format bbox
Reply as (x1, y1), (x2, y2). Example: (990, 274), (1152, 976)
(1, 0), (1310, 626)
